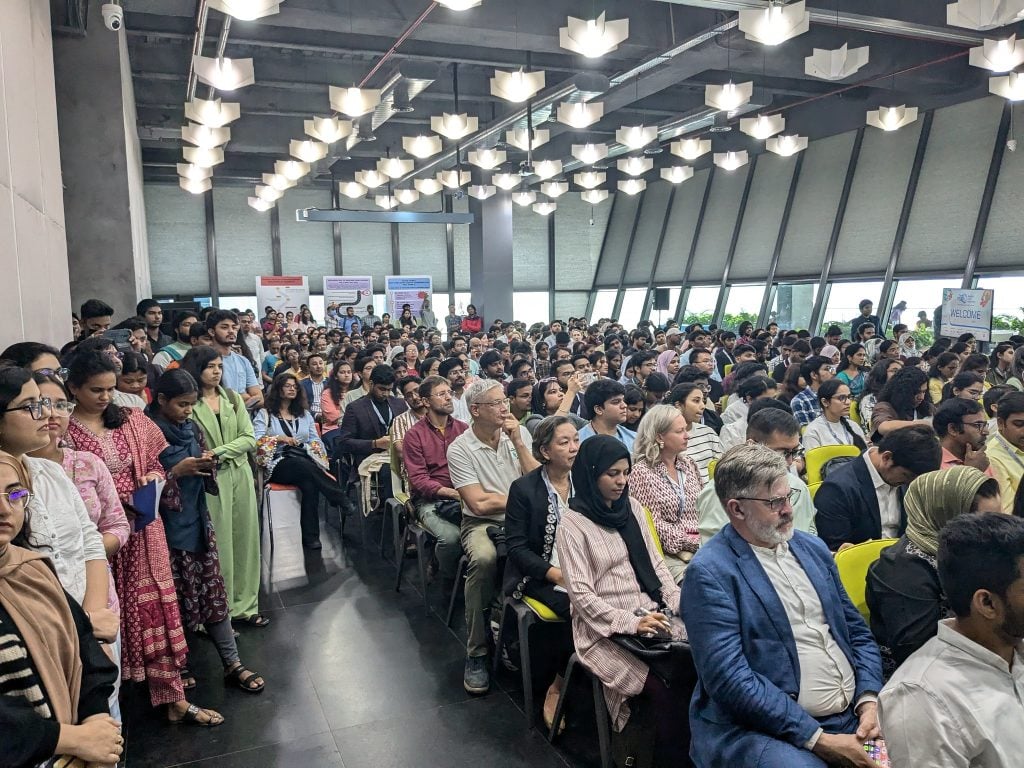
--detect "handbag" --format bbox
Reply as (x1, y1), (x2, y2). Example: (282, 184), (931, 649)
(611, 621), (689, 687)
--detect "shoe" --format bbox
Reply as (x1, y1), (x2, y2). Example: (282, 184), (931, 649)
(463, 655), (490, 695)
(490, 618), (519, 672)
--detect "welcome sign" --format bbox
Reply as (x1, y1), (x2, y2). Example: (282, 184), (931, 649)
(941, 288), (994, 341)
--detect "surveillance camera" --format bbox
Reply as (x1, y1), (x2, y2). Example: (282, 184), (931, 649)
(1008, 139), (1018, 152)
(101, 3), (123, 31)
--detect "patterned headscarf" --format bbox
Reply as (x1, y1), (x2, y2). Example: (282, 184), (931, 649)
(904, 466), (993, 556)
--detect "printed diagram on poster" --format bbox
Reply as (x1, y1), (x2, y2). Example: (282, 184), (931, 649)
(256, 276), (310, 316)
(323, 276), (373, 329)
(385, 275), (433, 318)
(941, 288), (993, 342)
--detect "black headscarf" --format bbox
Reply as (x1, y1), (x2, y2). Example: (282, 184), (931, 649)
(569, 435), (664, 606)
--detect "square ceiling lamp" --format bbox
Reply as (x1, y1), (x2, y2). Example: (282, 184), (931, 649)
(290, 140), (328, 162)
(738, 0), (810, 45)
(713, 150), (749, 170)
(431, 113), (479, 140)
(805, 44), (870, 80)
(556, 101), (604, 128)
(490, 69), (546, 102)
(574, 171), (606, 189)
(661, 166), (694, 184)
(305, 117), (352, 143)
(338, 181), (368, 198)
(571, 142), (608, 164)
(671, 138), (711, 160)
(192, 55), (255, 91)
(414, 177), (444, 195)
(506, 128), (549, 151)
(581, 189), (609, 204)
(329, 87), (381, 117)
(866, 105), (918, 131)
(468, 149), (506, 169)
(403, 134), (443, 159)
(185, 97), (240, 127)
(705, 81), (753, 111)
(766, 134), (808, 156)
(559, 12), (629, 58)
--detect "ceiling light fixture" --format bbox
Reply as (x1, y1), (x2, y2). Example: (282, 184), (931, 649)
(394, 189), (420, 205)
(378, 157), (414, 178)
(254, 185), (284, 202)
(738, 0), (810, 45)
(661, 166), (694, 184)
(263, 172), (296, 191)
(414, 177), (444, 195)
(947, 0), (1024, 30)
(375, 195), (399, 210)
(617, 157), (653, 176)
(430, 113), (479, 140)
(182, 146), (224, 168)
(556, 101), (605, 128)
(290, 139), (329, 163)
(207, 0), (282, 21)
(181, 122), (230, 149)
(617, 179), (646, 195)
(512, 190), (537, 206)
(492, 173), (521, 190)
(574, 171), (606, 189)
(490, 69), (546, 102)
(615, 125), (658, 150)
(468, 148), (507, 169)
(329, 87), (381, 117)
(184, 97), (240, 127)
(990, 70), (1024, 99)
(434, 0), (481, 9)
(804, 44), (870, 80)
(356, 169), (389, 188)
(179, 177), (212, 195)
(581, 189), (609, 205)
(533, 160), (563, 180)
(506, 128), (549, 151)
(248, 196), (274, 212)
(969, 35), (1024, 71)
(177, 163), (213, 181)
(866, 105), (919, 131)
(402, 134), (443, 159)
(304, 116), (352, 143)
(766, 134), (808, 156)
(739, 114), (786, 139)
(468, 184), (497, 200)
(705, 81), (754, 111)
(438, 169), (471, 189)
(275, 160), (310, 180)
(571, 143), (609, 165)
(533, 202), (557, 216)
(713, 150), (749, 170)
(558, 12), (629, 58)
(541, 181), (568, 198)
(670, 138), (712, 160)
(192, 55), (255, 91)
(338, 181), (368, 198)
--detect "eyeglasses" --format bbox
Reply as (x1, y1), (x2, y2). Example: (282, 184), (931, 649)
(4, 398), (54, 420)
(961, 419), (989, 430)
(430, 390), (453, 400)
(830, 394), (851, 403)
(476, 398), (510, 408)
(0, 488), (32, 510)
(735, 488), (801, 513)
(35, 367), (70, 381)
(768, 446), (804, 462)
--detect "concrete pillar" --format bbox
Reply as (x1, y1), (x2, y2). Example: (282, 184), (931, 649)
(0, 0), (74, 350)
(52, 0), (150, 324)
(468, 192), (513, 325)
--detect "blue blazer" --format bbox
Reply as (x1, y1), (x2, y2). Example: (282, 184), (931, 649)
(681, 525), (882, 767)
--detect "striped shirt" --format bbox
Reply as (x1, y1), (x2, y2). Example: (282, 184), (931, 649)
(685, 422), (723, 485)
(0, 609), (51, 720)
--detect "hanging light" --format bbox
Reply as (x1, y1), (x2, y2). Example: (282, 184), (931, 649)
(766, 134), (808, 156)
(435, 0), (481, 9)
(394, 189), (421, 205)
(402, 134), (443, 159)
(377, 157), (414, 179)
(304, 116), (352, 143)
(329, 87), (381, 117)
(713, 151), (749, 170)
(506, 128), (549, 151)
(571, 142), (609, 164)
(208, 0), (282, 20)
(439, 169), (470, 189)
(990, 71), (1024, 100)
(617, 179), (646, 195)
(179, 177), (212, 195)
(181, 122), (230, 149)
(866, 105), (919, 131)
(533, 160), (563, 180)
(581, 189), (609, 205)
(414, 177), (444, 195)
(254, 185), (284, 202)
(615, 125), (658, 150)
(947, 0), (1024, 30)
(559, 12), (629, 58)
(192, 55), (255, 91)
(375, 195), (399, 210)
(468, 148), (507, 169)
(556, 101), (605, 128)
(705, 81), (753, 111)
(263, 173), (296, 191)
(617, 157), (653, 176)
(355, 169), (388, 188)
(275, 160), (310, 180)
(430, 113), (479, 140)
(248, 196), (274, 212)
(490, 69), (546, 102)
(541, 181), (568, 198)
(738, 0), (810, 45)
(671, 138), (712, 160)
(185, 97), (240, 127)
(338, 181), (368, 198)
(969, 35), (1024, 72)
(533, 202), (558, 216)
(661, 166), (694, 184)
(468, 184), (497, 200)
(512, 191), (537, 206)
(177, 163), (213, 181)
(574, 171), (606, 189)
(805, 44), (870, 81)
(493, 173), (521, 191)
(740, 114), (786, 139)
(290, 139), (329, 163)
(182, 147), (224, 168)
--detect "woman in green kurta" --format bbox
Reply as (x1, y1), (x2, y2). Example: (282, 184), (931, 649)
(182, 347), (267, 626)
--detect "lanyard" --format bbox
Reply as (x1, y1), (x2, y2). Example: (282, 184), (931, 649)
(372, 400), (393, 429)
(995, 434), (1024, 472)
(824, 419), (851, 446)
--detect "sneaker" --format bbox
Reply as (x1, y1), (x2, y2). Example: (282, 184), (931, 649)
(491, 618), (519, 672)
(463, 655), (490, 695)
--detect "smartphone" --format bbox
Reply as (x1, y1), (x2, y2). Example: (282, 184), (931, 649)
(580, 371), (598, 388)
(863, 739), (890, 768)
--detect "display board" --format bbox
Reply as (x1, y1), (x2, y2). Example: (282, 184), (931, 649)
(256, 276), (310, 316)
(941, 287), (993, 341)
(385, 275), (433, 318)
(323, 276), (373, 329)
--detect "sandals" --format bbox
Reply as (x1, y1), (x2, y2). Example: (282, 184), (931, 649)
(170, 703), (224, 727)
(234, 613), (271, 628)
(181, 668), (197, 691)
(224, 663), (265, 694)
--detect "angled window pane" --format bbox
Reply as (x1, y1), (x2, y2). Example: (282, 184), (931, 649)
(618, 288), (647, 330)
(689, 165), (750, 283)
(721, 284), (764, 331)
(654, 169), (710, 284)
(590, 289), (617, 323)
(623, 181), (673, 287)
(820, 280), (884, 335)
(682, 285), (720, 326)
(513, 204), (549, 291)
(555, 193), (611, 290)
(555, 292), (590, 322)
(513, 291), (549, 327)
(770, 283), (818, 330)
(731, 153), (797, 281)
(889, 277), (955, 341)
(594, 193), (640, 286)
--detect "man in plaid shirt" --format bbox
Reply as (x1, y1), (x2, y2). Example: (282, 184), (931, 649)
(790, 355), (835, 426)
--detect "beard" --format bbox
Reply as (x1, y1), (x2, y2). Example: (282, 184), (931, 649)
(748, 514), (794, 548)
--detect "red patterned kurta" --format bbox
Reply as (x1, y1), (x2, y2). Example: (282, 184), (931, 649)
(66, 408), (188, 707)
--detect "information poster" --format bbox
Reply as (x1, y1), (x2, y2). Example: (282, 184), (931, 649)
(323, 276), (373, 329)
(256, 276), (309, 316)
(941, 287), (993, 341)
(385, 275), (433, 318)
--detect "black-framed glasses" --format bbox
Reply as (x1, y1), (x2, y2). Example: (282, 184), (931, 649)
(735, 488), (801, 513)
(830, 394), (852, 403)
(4, 398), (53, 420)
(769, 446), (804, 462)
(961, 419), (989, 431)
(0, 488), (32, 510)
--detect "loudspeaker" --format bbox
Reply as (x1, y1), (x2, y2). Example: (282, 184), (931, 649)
(653, 288), (671, 311)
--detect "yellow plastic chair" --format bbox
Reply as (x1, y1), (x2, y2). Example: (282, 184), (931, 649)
(804, 444), (862, 486)
(642, 505), (665, 557)
(848, 398), (860, 426)
(807, 481), (822, 500)
(494, 594), (566, 728)
(834, 539), (895, 622)
(708, 459), (717, 480)
(724, 363), (734, 376)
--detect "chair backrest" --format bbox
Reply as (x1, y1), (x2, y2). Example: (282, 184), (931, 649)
(806, 481), (822, 500)
(724, 363), (734, 376)
(848, 398), (860, 426)
(708, 458), (717, 480)
(642, 506), (665, 557)
(834, 539), (894, 622)
(389, 442), (410, 504)
(805, 444), (862, 486)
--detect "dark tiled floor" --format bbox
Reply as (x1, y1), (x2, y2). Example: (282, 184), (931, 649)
(123, 499), (603, 767)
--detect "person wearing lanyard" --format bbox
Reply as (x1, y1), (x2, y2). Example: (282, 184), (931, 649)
(803, 380), (869, 451)
(986, 391), (1024, 514)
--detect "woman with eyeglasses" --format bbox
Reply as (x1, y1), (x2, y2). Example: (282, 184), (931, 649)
(803, 379), (869, 451)
(0, 341), (66, 378)
(64, 351), (224, 727)
(939, 371), (986, 404)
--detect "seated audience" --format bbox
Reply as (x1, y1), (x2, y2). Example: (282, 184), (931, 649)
(790, 355), (835, 427)
(934, 397), (994, 476)
(507, 378), (534, 425)
(663, 383), (721, 484)
(814, 425), (941, 551)
(869, 365), (932, 442)
(577, 378), (635, 449)
(802, 379), (868, 451)
(299, 351), (327, 417)
(320, 359), (353, 452)
(525, 376), (585, 434)
(438, 357), (471, 423)
(389, 375), (425, 459)
(717, 375), (779, 450)
(671, 366), (723, 434)
(342, 355), (376, 408)
(857, 359), (902, 434)
(683, 443), (883, 768)
(206, 310), (263, 409)
(927, 352), (960, 405)
(879, 514), (1024, 767)
(834, 343), (867, 399)
(987, 391), (1024, 514)
(151, 311), (200, 372)
(337, 364), (409, 474)
(622, 384), (646, 431)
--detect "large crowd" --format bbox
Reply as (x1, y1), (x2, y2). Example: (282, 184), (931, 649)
(2, 294), (1024, 768)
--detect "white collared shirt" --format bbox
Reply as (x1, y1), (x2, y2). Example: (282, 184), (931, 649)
(862, 450), (901, 538)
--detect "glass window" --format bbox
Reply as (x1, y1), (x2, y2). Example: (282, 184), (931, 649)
(721, 284), (765, 332)
(590, 289), (617, 324)
(682, 286), (720, 326)
(819, 281), (884, 336)
(513, 291), (549, 328)
(889, 277), (955, 347)
(307, 295), (326, 325)
(769, 283), (818, 331)
(650, 287), (681, 327)
(618, 288), (647, 330)
(220, 295), (259, 317)
(974, 275), (1024, 336)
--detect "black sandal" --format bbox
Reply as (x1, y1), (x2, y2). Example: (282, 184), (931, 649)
(170, 703), (224, 727)
(224, 664), (265, 693)
(181, 668), (197, 691)
(234, 613), (271, 628)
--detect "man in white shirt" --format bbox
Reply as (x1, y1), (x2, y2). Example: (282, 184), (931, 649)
(439, 357), (471, 423)
(879, 513), (1024, 768)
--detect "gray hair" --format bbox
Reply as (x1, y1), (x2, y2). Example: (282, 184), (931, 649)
(465, 378), (503, 406)
(632, 404), (685, 466)
(714, 444), (789, 511)
(532, 415), (575, 462)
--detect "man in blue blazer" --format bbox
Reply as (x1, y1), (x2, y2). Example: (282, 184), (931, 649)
(682, 444), (883, 768)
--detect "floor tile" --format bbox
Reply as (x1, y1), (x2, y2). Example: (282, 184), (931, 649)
(168, 731), (346, 768)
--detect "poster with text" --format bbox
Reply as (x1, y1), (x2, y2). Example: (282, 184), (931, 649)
(941, 288), (993, 341)
(385, 275), (433, 319)
(323, 276), (373, 329)
(256, 276), (310, 317)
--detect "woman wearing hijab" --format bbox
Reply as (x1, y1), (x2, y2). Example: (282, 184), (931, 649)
(865, 466), (1001, 670)
(556, 436), (687, 767)
(654, 350), (679, 380)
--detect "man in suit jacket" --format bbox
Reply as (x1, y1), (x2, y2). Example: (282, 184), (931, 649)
(682, 444), (884, 768)
(814, 424), (940, 551)
(337, 364), (408, 490)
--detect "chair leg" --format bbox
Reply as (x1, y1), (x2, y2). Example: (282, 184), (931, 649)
(414, 528), (431, 614)
(548, 654), (577, 742)
(445, 556), (467, 628)
(518, 609), (535, 730)
(378, 508), (389, 559)
(492, 601), (507, 674)
(393, 522), (410, 592)
(592, 674), (612, 768)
